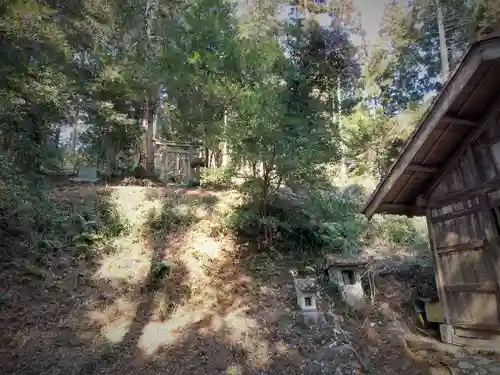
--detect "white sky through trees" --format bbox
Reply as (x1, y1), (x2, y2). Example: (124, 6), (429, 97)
(355, 0), (409, 43)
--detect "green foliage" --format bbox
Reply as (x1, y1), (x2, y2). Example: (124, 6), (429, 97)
(0, 0), (150, 174)
(151, 260), (172, 282)
(344, 104), (419, 179)
(225, 21), (360, 207)
(306, 190), (367, 254)
(473, 0), (500, 32)
(368, 0), (498, 119)
(220, 181), (427, 255)
(370, 215), (429, 248)
(0, 155), (128, 263)
(96, 194), (130, 238)
(144, 195), (198, 235)
(219, 186), (365, 254)
(200, 165), (236, 189)
(0, 0), (439, 265)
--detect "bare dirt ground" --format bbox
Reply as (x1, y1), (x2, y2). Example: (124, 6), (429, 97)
(0, 185), (498, 375)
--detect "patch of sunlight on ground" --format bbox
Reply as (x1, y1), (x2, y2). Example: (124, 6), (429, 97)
(88, 186), (271, 363)
(275, 341), (290, 354)
(168, 229), (210, 281)
(94, 186), (164, 284)
(101, 317), (133, 343)
(149, 292), (172, 320)
(96, 239), (152, 284)
(226, 364), (243, 375)
(87, 297), (138, 344)
(136, 224), (268, 360)
(135, 225), (225, 356)
(195, 205), (210, 219)
(224, 308), (269, 367)
(191, 232), (221, 259)
(176, 203), (195, 216)
(137, 303), (211, 356)
(181, 252), (207, 281)
(109, 186), (164, 227)
(137, 292), (270, 364)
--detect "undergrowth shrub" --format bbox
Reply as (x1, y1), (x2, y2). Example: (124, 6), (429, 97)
(218, 182), (428, 255)
(150, 259), (172, 283)
(71, 196), (130, 257)
(95, 193), (130, 238)
(220, 186), (368, 255)
(369, 214), (428, 248)
(200, 165), (236, 189)
(144, 195), (198, 236)
(278, 190), (367, 255)
(0, 155), (128, 263)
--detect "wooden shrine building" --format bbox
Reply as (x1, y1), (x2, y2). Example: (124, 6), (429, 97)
(363, 33), (500, 348)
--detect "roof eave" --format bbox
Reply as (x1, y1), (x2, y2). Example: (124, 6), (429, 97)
(362, 35), (500, 220)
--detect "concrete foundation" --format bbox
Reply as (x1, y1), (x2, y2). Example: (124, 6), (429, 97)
(299, 311), (326, 326)
(440, 324), (454, 344)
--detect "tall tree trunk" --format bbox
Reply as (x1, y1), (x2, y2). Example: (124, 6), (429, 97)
(336, 76), (347, 183)
(260, 163), (272, 214)
(146, 97), (155, 174)
(54, 126), (61, 148)
(140, 101), (149, 170)
(143, 0), (156, 175)
(204, 145), (209, 168)
(435, 0), (450, 80)
(71, 104), (80, 157)
(208, 149), (213, 168)
(221, 109), (229, 167)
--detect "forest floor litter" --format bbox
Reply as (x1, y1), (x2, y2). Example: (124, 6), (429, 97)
(1, 184), (499, 375)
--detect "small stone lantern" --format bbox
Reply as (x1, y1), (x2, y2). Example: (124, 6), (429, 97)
(294, 277), (318, 312)
(324, 255), (369, 311)
(291, 269), (325, 325)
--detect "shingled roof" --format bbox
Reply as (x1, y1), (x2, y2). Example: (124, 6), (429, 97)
(363, 32), (500, 219)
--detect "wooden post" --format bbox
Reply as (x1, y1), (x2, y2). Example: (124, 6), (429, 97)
(177, 153), (180, 181)
(469, 144), (500, 324)
(161, 149), (166, 183)
(426, 208), (451, 325)
(146, 98), (155, 174)
(478, 193), (500, 324)
(165, 146), (170, 183)
(186, 146), (192, 184)
(222, 110), (229, 167)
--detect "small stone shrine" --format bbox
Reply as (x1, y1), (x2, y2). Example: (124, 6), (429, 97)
(294, 277), (318, 312)
(324, 255), (368, 311)
(70, 166), (99, 183)
(291, 269), (325, 325)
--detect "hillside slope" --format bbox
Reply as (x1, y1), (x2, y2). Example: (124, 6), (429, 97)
(0, 184), (498, 375)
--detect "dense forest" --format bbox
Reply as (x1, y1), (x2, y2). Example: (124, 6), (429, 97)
(2, 2), (500, 374)
(3, 0), (499, 177)
(3, 0), (500, 172)
(1, 0), (500, 256)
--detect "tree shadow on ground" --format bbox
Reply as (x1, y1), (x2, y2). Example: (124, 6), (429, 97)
(217, 187), (444, 375)
(225, 240), (448, 375)
(0, 184), (130, 374)
(76, 240), (191, 375)
(0, 186), (219, 375)
(0, 182), (367, 375)
(0, 182), (467, 375)
(74, 190), (220, 375)
(67, 187), (323, 375)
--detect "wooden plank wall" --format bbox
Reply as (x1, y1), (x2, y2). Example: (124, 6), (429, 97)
(427, 113), (500, 330)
